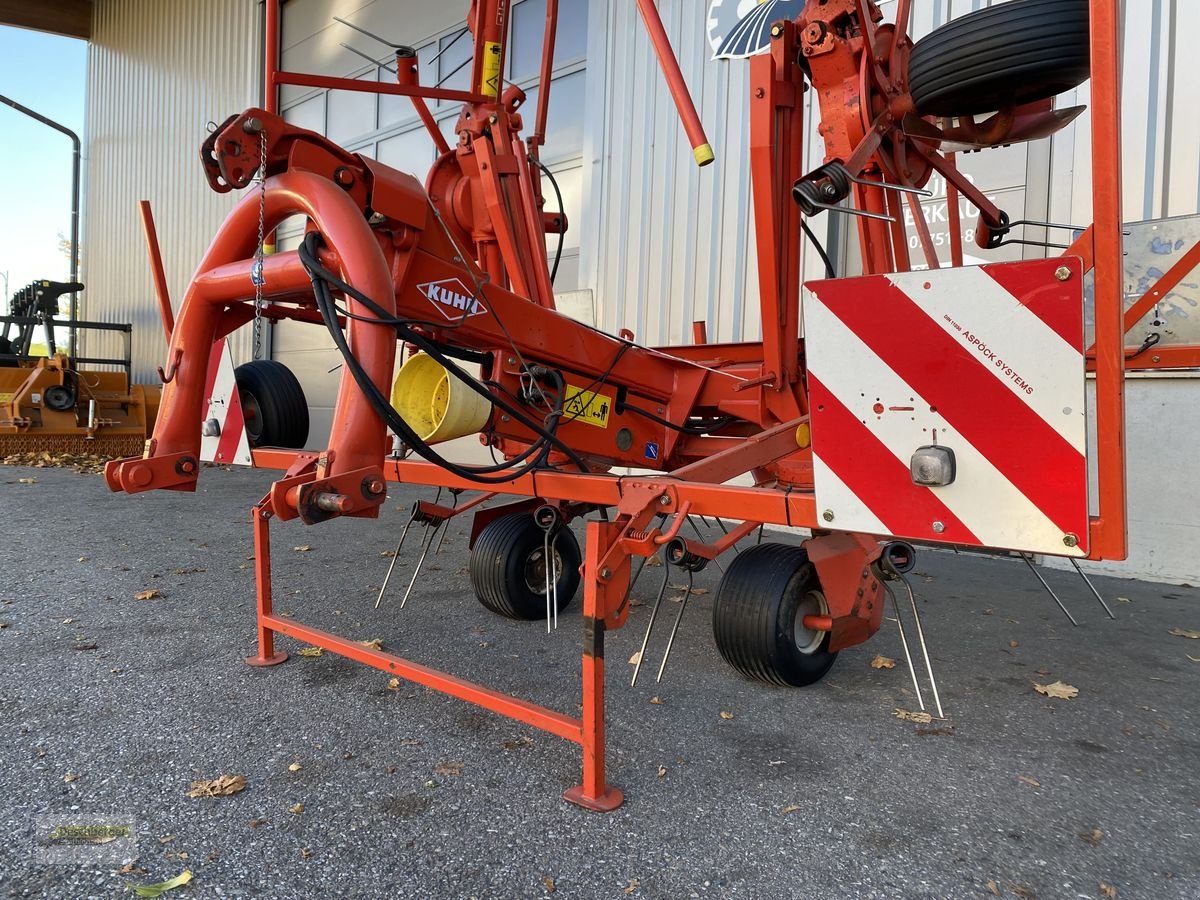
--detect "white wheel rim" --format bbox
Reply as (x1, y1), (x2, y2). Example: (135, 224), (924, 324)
(792, 590), (829, 655)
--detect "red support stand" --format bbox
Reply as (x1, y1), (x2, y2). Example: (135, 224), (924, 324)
(564, 521), (625, 812)
(246, 499), (289, 667)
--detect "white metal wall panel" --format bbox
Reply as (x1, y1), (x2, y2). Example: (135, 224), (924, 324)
(82, 0), (259, 382)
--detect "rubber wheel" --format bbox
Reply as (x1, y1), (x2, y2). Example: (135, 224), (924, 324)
(469, 512), (581, 620)
(712, 543), (837, 687)
(907, 0), (1090, 118)
(233, 360), (309, 449)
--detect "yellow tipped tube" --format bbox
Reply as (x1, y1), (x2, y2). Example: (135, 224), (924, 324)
(693, 143), (715, 167)
(391, 353), (491, 444)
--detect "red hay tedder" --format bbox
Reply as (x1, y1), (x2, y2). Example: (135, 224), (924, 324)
(105, 0), (1199, 810)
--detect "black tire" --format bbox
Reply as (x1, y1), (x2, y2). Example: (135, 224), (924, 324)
(712, 543), (837, 687)
(233, 360), (309, 449)
(907, 0), (1090, 118)
(469, 512), (581, 620)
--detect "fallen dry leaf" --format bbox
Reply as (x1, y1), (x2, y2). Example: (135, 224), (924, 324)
(134, 589), (160, 601)
(624, 879), (639, 894)
(292, 545), (313, 552)
(1099, 883), (1117, 898)
(433, 761), (463, 777)
(870, 655), (896, 669)
(986, 880), (1000, 897)
(656, 765), (667, 778)
(1034, 680), (1079, 700)
(158, 835), (176, 845)
(187, 774), (247, 798)
(628, 651), (643, 665)
(301, 848), (312, 860)
(288, 803), (305, 815)
(1168, 627), (1200, 639)
(1018, 775), (1041, 788)
(1009, 640), (1019, 649)
(358, 638), (384, 651)
(1079, 828), (1103, 846)
(247, 818), (267, 828)
(894, 708), (933, 724)
(17, 477), (37, 484)
(1116, 596), (1130, 603)
(387, 677), (401, 690)
(543, 875), (556, 893)
(782, 804), (802, 815)
(645, 556), (662, 567)
(298, 647), (323, 658)
(72, 643), (98, 652)
(649, 696), (663, 705)
(501, 736), (534, 750)
(131, 869), (192, 898)
(288, 762), (301, 773)
(117, 863), (148, 876)
(62, 618), (74, 624)
(63, 773), (79, 783)
(719, 711), (734, 720)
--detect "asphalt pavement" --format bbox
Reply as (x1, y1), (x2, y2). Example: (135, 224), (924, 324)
(0, 463), (1197, 900)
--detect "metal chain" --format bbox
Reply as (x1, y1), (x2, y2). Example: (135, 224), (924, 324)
(252, 128), (268, 360)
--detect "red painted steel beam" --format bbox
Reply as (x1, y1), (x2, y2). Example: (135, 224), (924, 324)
(1086, 0), (1128, 561)
(261, 615), (584, 743)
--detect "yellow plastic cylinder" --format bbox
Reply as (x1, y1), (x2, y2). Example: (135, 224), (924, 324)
(390, 353), (491, 444)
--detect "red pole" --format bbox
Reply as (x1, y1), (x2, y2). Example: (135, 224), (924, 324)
(138, 200), (175, 342)
(264, 0), (280, 114)
(246, 500), (288, 666)
(1087, 0), (1127, 560)
(634, 0), (714, 167)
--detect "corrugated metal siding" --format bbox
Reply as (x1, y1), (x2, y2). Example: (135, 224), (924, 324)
(82, 0), (259, 381)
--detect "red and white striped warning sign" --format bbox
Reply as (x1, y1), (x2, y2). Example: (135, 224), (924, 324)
(803, 259), (1089, 557)
(200, 338), (253, 466)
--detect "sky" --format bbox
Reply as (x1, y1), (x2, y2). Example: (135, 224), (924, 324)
(0, 25), (87, 308)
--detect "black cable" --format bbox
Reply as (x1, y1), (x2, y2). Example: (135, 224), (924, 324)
(619, 400), (733, 435)
(307, 256), (551, 480)
(299, 233), (592, 480)
(801, 219), (837, 279)
(529, 155), (566, 284)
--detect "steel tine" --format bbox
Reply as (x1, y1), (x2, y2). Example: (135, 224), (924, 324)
(375, 513), (416, 609)
(886, 580), (925, 712)
(551, 537), (559, 631)
(897, 570), (944, 719)
(632, 564), (672, 686)
(844, 171), (932, 197)
(434, 519), (450, 554)
(1022, 554), (1078, 626)
(756, 523), (765, 545)
(332, 15), (405, 49)
(808, 199), (896, 223)
(544, 529), (553, 634)
(340, 42), (396, 73)
(655, 571), (693, 683)
(400, 521), (440, 609)
(712, 516), (740, 554)
(686, 516), (724, 573)
(616, 555), (650, 618)
(1069, 558), (1116, 620)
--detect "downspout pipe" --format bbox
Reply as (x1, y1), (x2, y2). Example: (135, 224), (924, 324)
(0, 93), (82, 353)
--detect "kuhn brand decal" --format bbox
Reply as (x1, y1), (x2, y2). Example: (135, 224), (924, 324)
(417, 279), (486, 320)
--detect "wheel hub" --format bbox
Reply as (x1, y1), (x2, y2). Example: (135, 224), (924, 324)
(793, 590), (830, 655)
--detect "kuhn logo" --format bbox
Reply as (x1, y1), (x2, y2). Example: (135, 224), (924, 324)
(418, 279), (485, 320)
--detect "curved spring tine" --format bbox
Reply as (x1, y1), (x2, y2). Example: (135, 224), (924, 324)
(544, 529), (552, 634)
(895, 568), (944, 719)
(655, 570), (693, 683)
(885, 579), (925, 712)
(631, 559), (672, 687)
(1023, 554), (1078, 626)
(1069, 558), (1116, 619)
(375, 512), (416, 609)
(400, 520), (441, 609)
